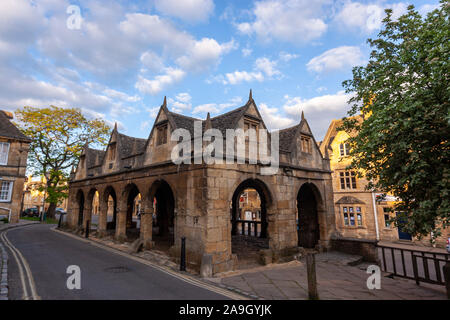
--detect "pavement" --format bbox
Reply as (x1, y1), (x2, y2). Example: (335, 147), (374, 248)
(378, 240), (449, 254)
(209, 251), (448, 300)
(1, 223), (242, 300)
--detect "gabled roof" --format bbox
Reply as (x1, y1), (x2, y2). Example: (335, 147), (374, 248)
(210, 105), (247, 136)
(117, 133), (147, 159)
(169, 112), (201, 137)
(86, 148), (105, 168)
(335, 196), (365, 205)
(275, 113), (315, 153)
(0, 110), (31, 142)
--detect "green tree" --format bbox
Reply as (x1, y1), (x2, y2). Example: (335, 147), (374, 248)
(341, 2), (449, 239)
(15, 106), (111, 219)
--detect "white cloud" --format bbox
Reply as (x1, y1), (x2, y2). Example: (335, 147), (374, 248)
(103, 88), (141, 102)
(279, 52), (299, 62)
(135, 67), (186, 95)
(236, 0), (329, 44)
(220, 57), (281, 85)
(192, 96), (243, 115)
(168, 92), (192, 112)
(306, 46), (364, 73)
(154, 0), (215, 23)
(175, 92), (192, 104)
(255, 57), (280, 77)
(334, 1), (409, 34)
(242, 48), (252, 57)
(418, 3), (440, 16)
(192, 103), (221, 114)
(176, 38), (237, 73)
(224, 71), (264, 85)
(140, 51), (165, 73)
(283, 90), (352, 116)
(146, 107), (160, 118)
(259, 103), (295, 130)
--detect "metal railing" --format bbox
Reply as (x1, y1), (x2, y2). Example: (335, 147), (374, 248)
(233, 220), (261, 237)
(378, 244), (450, 286)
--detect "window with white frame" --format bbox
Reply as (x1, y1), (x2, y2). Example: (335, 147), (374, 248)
(343, 206), (363, 227)
(0, 142), (10, 165)
(339, 142), (350, 156)
(0, 181), (13, 202)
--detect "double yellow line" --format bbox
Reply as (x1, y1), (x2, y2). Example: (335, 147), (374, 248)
(0, 229), (40, 300)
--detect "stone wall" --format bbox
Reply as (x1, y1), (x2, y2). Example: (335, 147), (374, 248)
(0, 137), (29, 223)
(330, 236), (379, 263)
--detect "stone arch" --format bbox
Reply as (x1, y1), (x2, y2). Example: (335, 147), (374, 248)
(147, 179), (176, 248)
(122, 183), (142, 239)
(85, 187), (99, 228)
(296, 182), (323, 248)
(103, 185), (118, 230)
(75, 189), (84, 227)
(228, 176), (275, 206)
(230, 178), (272, 245)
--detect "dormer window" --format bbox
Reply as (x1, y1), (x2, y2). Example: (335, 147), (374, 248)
(0, 142), (10, 165)
(108, 143), (116, 161)
(244, 119), (259, 142)
(156, 124), (168, 146)
(79, 156), (85, 169)
(339, 142), (350, 156)
(301, 135), (312, 153)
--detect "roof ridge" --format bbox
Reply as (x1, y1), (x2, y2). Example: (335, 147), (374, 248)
(169, 111), (202, 122)
(117, 132), (147, 141)
(209, 104), (247, 120)
(277, 123), (300, 132)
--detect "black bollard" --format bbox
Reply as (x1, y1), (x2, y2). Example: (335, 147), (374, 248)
(58, 213), (63, 228)
(180, 236), (186, 271)
(85, 220), (90, 238)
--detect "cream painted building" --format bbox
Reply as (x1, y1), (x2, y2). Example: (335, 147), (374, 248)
(0, 110), (31, 223)
(320, 118), (449, 248)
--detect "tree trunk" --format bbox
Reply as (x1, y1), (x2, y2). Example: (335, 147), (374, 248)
(47, 202), (57, 219)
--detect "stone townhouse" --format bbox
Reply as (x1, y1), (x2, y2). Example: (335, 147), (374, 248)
(0, 110), (31, 223)
(66, 92), (337, 274)
(320, 118), (449, 248)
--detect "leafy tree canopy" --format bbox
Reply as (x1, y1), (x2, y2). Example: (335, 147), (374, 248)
(341, 1), (449, 239)
(15, 105), (111, 217)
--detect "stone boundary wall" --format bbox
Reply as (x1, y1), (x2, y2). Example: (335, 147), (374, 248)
(330, 236), (379, 263)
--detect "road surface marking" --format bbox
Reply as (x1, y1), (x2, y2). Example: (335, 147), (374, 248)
(1, 230), (40, 300)
(52, 227), (247, 300)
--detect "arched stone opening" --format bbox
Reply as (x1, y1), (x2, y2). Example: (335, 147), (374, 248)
(297, 183), (321, 248)
(86, 188), (98, 230)
(149, 180), (175, 250)
(230, 179), (271, 262)
(103, 186), (117, 231)
(76, 190), (84, 227)
(124, 183), (142, 241)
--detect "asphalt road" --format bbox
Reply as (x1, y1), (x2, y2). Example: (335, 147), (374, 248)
(3, 224), (230, 300)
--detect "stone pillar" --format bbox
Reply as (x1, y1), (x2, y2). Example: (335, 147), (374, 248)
(67, 196), (76, 228)
(140, 200), (153, 249)
(115, 202), (127, 242)
(83, 202), (92, 231)
(97, 200), (108, 237)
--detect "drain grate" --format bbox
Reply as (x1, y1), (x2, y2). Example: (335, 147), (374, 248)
(104, 266), (131, 273)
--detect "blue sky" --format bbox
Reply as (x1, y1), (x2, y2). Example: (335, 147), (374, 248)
(0, 0), (440, 140)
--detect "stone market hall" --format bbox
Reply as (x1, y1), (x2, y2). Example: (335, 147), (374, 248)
(66, 92), (336, 274)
